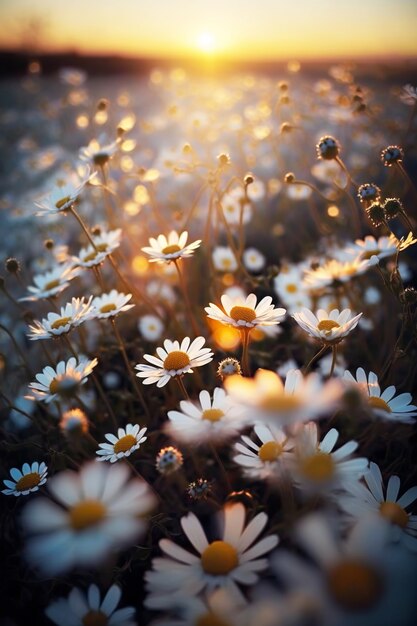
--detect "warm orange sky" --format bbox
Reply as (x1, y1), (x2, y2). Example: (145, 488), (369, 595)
(1, 0), (417, 60)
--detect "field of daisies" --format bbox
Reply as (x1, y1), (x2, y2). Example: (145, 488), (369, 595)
(1, 64), (417, 625)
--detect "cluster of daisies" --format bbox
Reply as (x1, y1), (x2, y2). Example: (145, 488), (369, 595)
(1, 68), (417, 626)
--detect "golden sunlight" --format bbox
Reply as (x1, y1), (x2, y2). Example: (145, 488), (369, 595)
(196, 32), (217, 54)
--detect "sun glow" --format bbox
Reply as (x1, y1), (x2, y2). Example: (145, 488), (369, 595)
(196, 32), (216, 54)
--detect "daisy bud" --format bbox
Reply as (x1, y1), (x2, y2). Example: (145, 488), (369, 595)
(44, 239), (54, 250)
(97, 98), (109, 111)
(244, 172), (254, 186)
(116, 126), (126, 139)
(279, 95), (290, 105)
(91, 225), (102, 236)
(217, 153), (231, 168)
(366, 202), (386, 227)
(5, 258), (20, 274)
(182, 143), (193, 154)
(316, 135), (340, 160)
(383, 198), (403, 220)
(381, 145), (404, 167)
(357, 183), (381, 206)
(187, 478), (212, 501)
(278, 81), (288, 91)
(217, 358), (242, 380)
(280, 122), (292, 133)
(156, 446), (183, 475)
(284, 172), (295, 183)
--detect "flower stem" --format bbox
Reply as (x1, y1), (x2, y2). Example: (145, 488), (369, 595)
(173, 260), (200, 337)
(329, 345), (337, 377)
(175, 376), (189, 400)
(304, 344), (329, 373)
(69, 206), (98, 251)
(240, 328), (251, 377)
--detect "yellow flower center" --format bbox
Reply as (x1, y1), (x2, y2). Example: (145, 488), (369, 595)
(300, 452), (335, 481)
(317, 320), (340, 333)
(327, 560), (382, 611)
(361, 248), (381, 260)
(368, 397), (391, 413)
(202, 408), (224, 422)
(286, 283), (298, 293)
(258, 441), (283, 462)
(51, 316), (72, 330)
(100, 303), (117, 314)
(44, 279), (60, 291)
(221, 259), (232, 269)
(48, 375), (78, 396)
(379, 501), (409, 528)
(164, 350), (191, 371)
(114, 434), (137, 454)
(55, 195), (71, 209)
(69, 500), (107, 531)
(260, 394), (301, 412)
(83, 243), (109, 263)
(229, 306), (256, 324)
(15, 472), (41, 492)
(82, 611), (108, 626)
(201, 540), (238, 575)
(162, 244), (181, 255)
(195, 613), (231, 626)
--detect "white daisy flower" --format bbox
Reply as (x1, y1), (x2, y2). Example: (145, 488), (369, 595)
(34, 167), (96, 216)
(273, 264), (312, 312)
(2, 462), (48, 497)
(142, 230), (201, 264)
(303, 258), (376, 289)
(291, 422), (368, 496)
(22, 462), (156, 574)
(75, 228), (122, 268)
(90, 290), (134, 320)
(60, 408), (89, 435)
(233, 423), (293, 481)
(343, 368), (417, 423)
(242, 247), (266, 272)
(400, 84), (417, 105)
(339, 462), (417, 552)
(146, 588), (248, 623)
(273, 514), (417, 626)
(292, 308), (362, 344)
(222, 192), (253, 225)
(138, 314), (164, 341)
(27, 296), (93, 340)
(79, 136), (120, 166)
(135, 336), (213, 388)
(224, 368), (343, 427)
(96, 424), (147, 463)
(19, 264), (80, 302)
(212, 246), (238, 272)
(205, 293), (286, 329)
(286, 184), (312, 201)
(27, 356), (98, 403)
(343, 234), (402, 263)
(145, 502), (279, 600)
(166, 387), (244, 444)
(46, 584), (136, 626)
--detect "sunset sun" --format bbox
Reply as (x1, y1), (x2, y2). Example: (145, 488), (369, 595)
(196, 32), (216, 54)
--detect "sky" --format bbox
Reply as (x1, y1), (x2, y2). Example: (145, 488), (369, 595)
(1, 0), (417, 61)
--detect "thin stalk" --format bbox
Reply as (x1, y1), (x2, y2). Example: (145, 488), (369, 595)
(240, 329), (251, 377)
(173, 260), (200, 337)
(329, 346), (337, 377)
(175, 376), (189, 400)
(304, 344), (329, 373)
(69, 206), (98, 250)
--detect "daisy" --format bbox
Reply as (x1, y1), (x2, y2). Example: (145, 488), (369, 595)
(273, 264), (312, 312)
(212, 246), (238, 272)
(2, 462), (48, 497)
(286, 184), (312, 201)
(224, 369), (343, 427)
(146, 588), (249, 623)
(303, 258), (375, 289)
(400, 84), (417, 105)
(344, 233), (415, 263)
(205, 293), (286, 330)
(339, 462), (417, 552)
(22, 461), (156, 574)
(142, 231), (201, 264)
(292, 308), (362, 344)
(75, 228), (122, 268)
(343, 368), (417, 424)
(273, 514), (417, 626)
(46, 584), (136, 626)
(27, 296), (93, 340)
(145, 502), (279, 601)
(291, 422), (368, 495)
(135, 337), (213, 388)
(243, 247), (266, 272)
(79, 136), (120, 166)
(27, 356), (98, 403)
(19, 264), (80, 301)
(138, 314), (164, 341)
(34, 167), (96, 216)
(60, 408), (89, 435)
(90, 290), (134, 320)
(233, 423), (293, 481)
(96, 424), (147, 463)
(166, 387), (244, 444)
